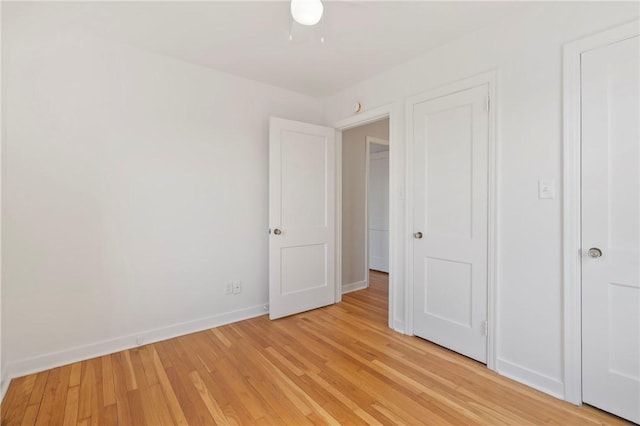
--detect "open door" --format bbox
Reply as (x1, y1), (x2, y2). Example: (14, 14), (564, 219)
(269, 117), (337, 319)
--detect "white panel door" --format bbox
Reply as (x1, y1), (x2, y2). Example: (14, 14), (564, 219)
(412, 85), (489, 363)
(269, 117), (336, 319)
(581, 36), (639, 424)
(369, 151), (390, 273)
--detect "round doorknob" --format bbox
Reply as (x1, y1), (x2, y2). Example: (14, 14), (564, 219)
(414, 231), (423, 239)
(273, 228), (282, 235)
(587, 247), (602, 258)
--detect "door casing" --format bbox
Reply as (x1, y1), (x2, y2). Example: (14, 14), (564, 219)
(562, 20), (640, 405)
(332, 104), (401, 330)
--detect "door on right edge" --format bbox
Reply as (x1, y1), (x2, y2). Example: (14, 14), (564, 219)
(581, 35), (639, 424)
(412, 84), (489, 363)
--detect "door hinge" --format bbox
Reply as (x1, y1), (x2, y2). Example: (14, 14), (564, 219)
(481, 321), (488, 336)
(485, 96), (490, 112)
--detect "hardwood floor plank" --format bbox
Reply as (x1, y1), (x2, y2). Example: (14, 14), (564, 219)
(138, 346), (160, 388)
(120, 351), (138, 392)
(164, 365), (213, 426)
(27, 372), (49, 407)
(89, 358), (104, 426)
(34, 367), (62, 426)
(62, 386), (80, 426)
(149, 384), (177, 426)
(150, 347), (189, 426)
(189, 371), (227, 425)
(125, 388), (150, 426)
(100, 355), (116, 407)
(1, 374), (37, 426)
(46, 365), (72, 426)
(68, 364), (82, 389)
(111, 351), (134, 426)
(19, 404), (39, 426)
(1, 270), (629, 425)
(102, 404), (118, 426)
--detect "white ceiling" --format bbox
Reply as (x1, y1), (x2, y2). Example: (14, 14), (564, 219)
(4, 1), (529, 97)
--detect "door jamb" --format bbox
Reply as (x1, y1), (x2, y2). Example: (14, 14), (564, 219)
(365, 137), (390, 283)
(332, 103), (401, 331)
(562, 20), (639, 405)
(404, 70), (499, 371)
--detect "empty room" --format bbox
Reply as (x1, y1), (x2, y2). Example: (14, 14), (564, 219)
(1, 1), (639, 425)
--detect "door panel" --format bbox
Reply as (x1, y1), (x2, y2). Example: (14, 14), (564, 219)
(412, 85), (489, 363)
(425, 105), (473, 240)
(281, 130), (328, 228)
(581, 35), (639, 424)
(368, 150), (390, 273)
(269, 117), (336, 319)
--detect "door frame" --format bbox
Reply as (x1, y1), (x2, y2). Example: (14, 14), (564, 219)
(562, 20), (639, 405)
(365, 136), (390, 280)
(332, 103), (401, 330)
(405, 71), (499, 371)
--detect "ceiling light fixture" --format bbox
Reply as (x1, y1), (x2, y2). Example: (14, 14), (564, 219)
(291, 0), (324, 26)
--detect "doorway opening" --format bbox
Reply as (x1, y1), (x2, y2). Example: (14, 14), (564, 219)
(340, 118), (390, 302)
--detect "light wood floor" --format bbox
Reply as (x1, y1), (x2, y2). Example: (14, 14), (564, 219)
(1, 271), (627, 425)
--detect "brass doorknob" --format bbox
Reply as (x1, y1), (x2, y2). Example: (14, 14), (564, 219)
(273, 228), (282, 235)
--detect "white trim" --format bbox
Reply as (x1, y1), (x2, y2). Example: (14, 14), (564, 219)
(5, 304), (267, 379)
(0, 0), (4, 404)
(331, 102), (403, 332)
(0, 375), (10, 404)
(366, 136), (389, 147)
(486, 71), (499, 372)
(404, 70), (499, 371)
(497, 358), (565, 400)
(365, 136), (390, 282)
(562, 19), (639, 406)
(335, 130), (343, 304)
(333, 104), (394, 131)
(342, 280), (368, 294)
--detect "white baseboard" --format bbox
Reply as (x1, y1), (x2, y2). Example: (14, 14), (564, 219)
(496, 358), (564, 399)
(393, 319), (406, 334)
(0, 373), (11, 404)
(342, 280), (368, 294)
(7, 303), (268, 380)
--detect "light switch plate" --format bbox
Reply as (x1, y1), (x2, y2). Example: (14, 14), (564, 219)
(538, 179), (555, 199)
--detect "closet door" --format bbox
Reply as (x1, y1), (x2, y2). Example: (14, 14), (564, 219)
(581, 35), (639, 424)
(411, 85), (489, 363)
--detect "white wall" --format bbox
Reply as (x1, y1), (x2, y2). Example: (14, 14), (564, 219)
(1, 22), (324, 376)
(325, 2), (639, 399)
(341, 119), (389, 288)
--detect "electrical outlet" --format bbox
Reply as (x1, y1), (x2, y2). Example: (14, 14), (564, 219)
(225, 281), (233, 295)
(136, 336), (144, 346)
(233, 280), (242, 295)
